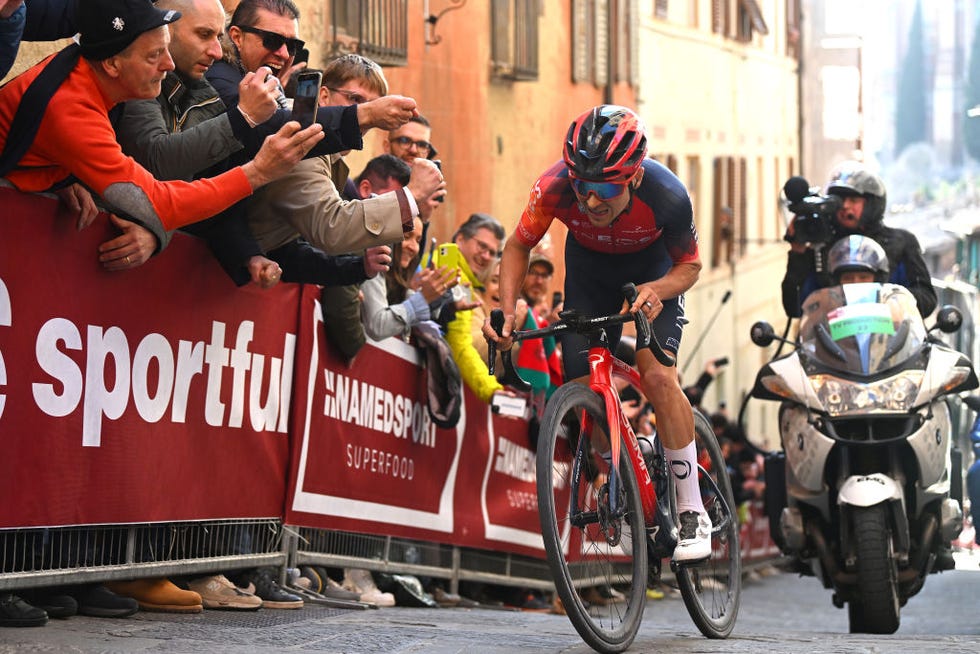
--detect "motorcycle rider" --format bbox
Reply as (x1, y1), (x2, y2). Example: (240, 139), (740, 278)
(782, 163), (936, 319)
(826, 234), (890, 285)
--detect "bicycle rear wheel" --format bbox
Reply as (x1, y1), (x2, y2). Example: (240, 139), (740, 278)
(673, 408), (741, 638)
(537, 383), (647, 654)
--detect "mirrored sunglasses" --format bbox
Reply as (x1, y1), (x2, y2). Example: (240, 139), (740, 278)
(570, 178), (628, 201)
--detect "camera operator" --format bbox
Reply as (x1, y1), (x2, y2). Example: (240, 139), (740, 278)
(780, 163), (936, 319)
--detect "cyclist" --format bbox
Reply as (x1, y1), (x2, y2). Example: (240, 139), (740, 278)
(483, 104), (710, 563)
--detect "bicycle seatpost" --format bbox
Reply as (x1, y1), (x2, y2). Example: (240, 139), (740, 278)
(489, 309), (532, 391)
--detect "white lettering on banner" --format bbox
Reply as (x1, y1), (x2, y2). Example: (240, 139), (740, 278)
(345, 443), (415, 479)
(0, 278), (11, 420)
(494, 437), (535, 483)
(30, 318), (295, 447)
(322, 371), (436, 448)
(505, 488), (538, 512)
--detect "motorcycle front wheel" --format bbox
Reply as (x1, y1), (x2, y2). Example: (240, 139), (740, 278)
(536, 383), (647, 654)
(848, 504), (900, 634)
(672, 408), (742, 638)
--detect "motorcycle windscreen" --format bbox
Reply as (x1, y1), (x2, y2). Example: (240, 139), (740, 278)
(797, 283), (927, 376)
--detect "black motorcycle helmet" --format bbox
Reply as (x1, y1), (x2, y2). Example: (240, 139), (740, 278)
(828, 235), (890, 284)
(825, 162), (887, 229)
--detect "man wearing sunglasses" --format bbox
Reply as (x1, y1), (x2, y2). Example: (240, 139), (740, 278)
(113, 0), (287, 285)
(206, 0), (420, 160)
(485, 105), (712, 564)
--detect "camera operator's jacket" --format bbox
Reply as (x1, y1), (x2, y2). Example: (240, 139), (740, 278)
(781, 222), (937, 319)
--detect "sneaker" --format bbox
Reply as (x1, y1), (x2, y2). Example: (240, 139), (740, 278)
(69, 584), (139, 618)
(673, 511), (712, 563)
(320, 577), (363, 602)
(187, 575), (261, 611)
(297, 567), (322, 593)
(106, 578), (203, 614)
(645, 586), (665, 600)
(342, 568), (395, 607)
(233, 569), (303, 609)
(0, 593), (47, 627)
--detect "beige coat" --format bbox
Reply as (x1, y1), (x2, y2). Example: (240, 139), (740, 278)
(246, 155), (406, 254)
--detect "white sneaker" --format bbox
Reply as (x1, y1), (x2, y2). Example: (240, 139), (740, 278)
(673, 511), (711, 563)
(342, 568), (395, 607)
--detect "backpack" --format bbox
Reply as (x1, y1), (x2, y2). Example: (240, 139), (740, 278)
(0, 44), (81, 178)
(411, 321), (462, 429)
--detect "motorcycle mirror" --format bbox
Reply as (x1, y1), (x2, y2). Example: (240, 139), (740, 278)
(750, 321), (777, 347)
(934, 305), (962, 334)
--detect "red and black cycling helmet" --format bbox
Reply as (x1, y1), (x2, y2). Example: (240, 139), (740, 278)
(563, 105), (648, 183)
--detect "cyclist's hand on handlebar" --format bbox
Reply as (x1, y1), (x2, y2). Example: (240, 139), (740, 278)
(625, 284), (663, 321)
(482, 311), (517, 351)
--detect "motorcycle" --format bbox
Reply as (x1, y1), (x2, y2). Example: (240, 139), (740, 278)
(748, 282), (977, 634)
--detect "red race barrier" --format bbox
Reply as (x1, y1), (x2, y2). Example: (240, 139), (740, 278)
(284, 287), (547, 557)
(0, 187), (781, 563)
(0, 189), (294, 527)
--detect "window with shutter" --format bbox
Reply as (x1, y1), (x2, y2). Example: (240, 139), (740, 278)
(327, 0), (408, 67)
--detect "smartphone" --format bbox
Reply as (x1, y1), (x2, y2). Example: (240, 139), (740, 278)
(294, 47), (310, 66)
(552, 291), (563, 308)
(432, 160), (445, 203)
(290, 71), (321, 130)
(424, 237), (437, 269)
(436, 243), (462, 271)
(713, 356), (730, 367)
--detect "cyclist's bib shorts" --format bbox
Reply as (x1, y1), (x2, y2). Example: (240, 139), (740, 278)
(560, 235), (686, 381)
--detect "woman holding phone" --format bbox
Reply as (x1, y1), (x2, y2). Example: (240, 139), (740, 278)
(360, 217), (458, 341)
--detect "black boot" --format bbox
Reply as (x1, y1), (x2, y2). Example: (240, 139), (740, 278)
(0, 593), (48, 627)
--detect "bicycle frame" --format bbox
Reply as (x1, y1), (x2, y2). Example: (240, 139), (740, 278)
(581, 344), (659, 533)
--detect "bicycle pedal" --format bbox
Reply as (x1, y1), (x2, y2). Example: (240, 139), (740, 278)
(669, 556), (709, 573)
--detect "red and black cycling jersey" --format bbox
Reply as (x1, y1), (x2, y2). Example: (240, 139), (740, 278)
(513, 158), (699, 263)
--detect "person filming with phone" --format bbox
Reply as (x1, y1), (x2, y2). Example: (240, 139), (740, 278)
(484, 105), (711, 563)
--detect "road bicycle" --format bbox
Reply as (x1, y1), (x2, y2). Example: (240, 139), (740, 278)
(488, 283), (740, 653)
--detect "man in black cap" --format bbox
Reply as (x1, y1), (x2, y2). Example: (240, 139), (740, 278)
(0, 0), (325, 251)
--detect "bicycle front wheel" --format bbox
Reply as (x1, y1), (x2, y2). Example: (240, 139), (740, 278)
(673, 408), (742, 638)
(537, 383), (647, 654)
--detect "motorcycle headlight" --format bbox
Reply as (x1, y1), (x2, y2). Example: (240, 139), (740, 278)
(810, 371), (923, 415)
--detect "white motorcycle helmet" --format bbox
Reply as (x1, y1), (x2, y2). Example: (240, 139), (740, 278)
(828, 235), (889, 284)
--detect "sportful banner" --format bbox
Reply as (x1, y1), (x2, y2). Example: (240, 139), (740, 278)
(0, 189), (295, 527)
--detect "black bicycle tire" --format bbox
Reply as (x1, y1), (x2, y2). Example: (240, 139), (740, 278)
(673, 408), (742, 638)
(536, 383), (647, 654)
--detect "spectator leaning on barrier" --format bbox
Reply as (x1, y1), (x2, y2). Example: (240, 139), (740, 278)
(246, 54), (443, 259)
(113, 0), (285, 283)
(243, 53), (442, 362)
(444, 212), (506, 403)
(0, 0), (324, 252)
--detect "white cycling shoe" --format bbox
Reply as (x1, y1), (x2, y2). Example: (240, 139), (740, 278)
(672, 511), (712, 564)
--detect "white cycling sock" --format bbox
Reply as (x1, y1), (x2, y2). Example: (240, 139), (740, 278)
(665, 441), (706, 514)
